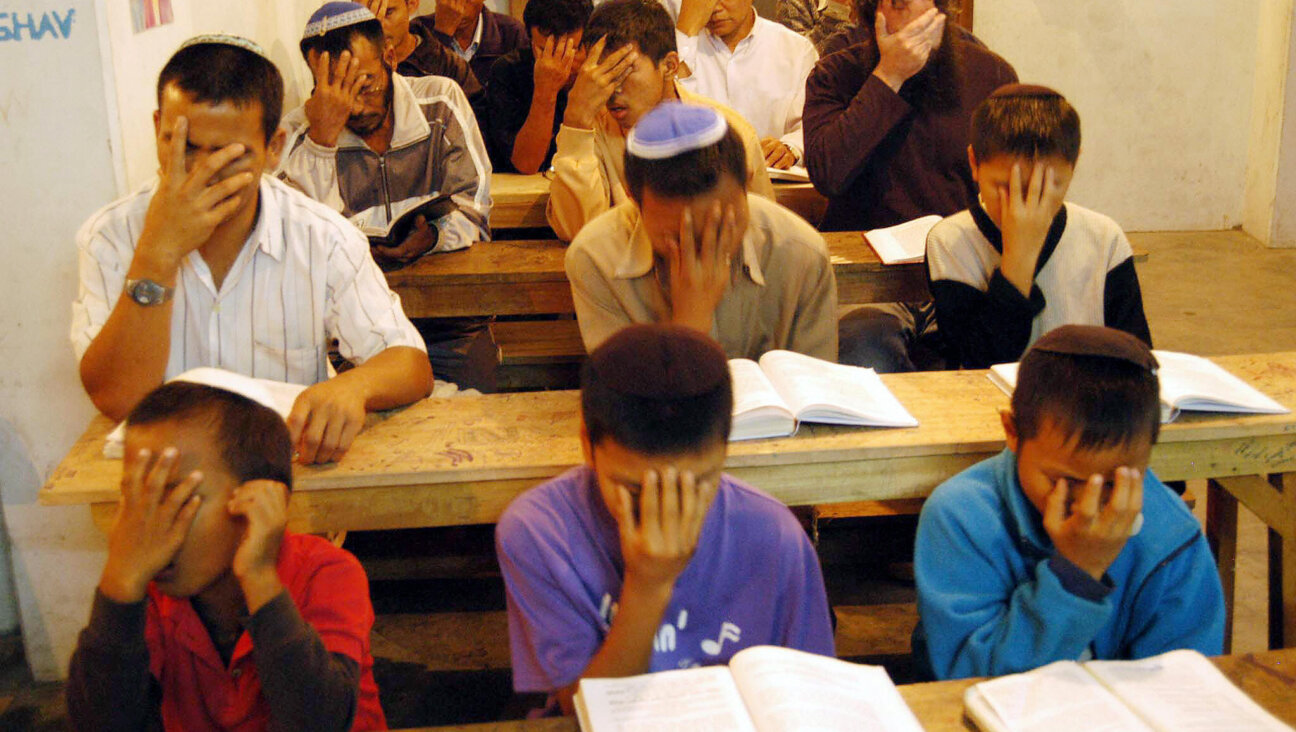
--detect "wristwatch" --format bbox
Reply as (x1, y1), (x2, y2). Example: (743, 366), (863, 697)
(124, 278), (175, 306)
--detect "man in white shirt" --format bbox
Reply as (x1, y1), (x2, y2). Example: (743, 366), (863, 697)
(72, 35), (431, 464)
(675, 0), (818, 169)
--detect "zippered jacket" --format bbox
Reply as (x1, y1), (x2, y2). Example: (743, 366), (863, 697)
(279, 73), (492, 253)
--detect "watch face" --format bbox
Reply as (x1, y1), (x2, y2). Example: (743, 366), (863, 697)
(130, 279), (168, 305)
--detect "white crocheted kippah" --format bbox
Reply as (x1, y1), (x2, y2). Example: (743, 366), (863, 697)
(177, 33), (272, 61)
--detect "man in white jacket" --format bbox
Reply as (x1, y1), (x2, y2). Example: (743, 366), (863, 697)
(280, 2), (498, 390)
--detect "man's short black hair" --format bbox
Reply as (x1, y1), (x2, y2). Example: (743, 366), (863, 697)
(581, 326), (733, 454)
(523, 0), (594, 36)
(583, 0), (675, 63)
(624, 126), (747, 201)
(1012, 350), (1161, 451)
(299, 18), (386, 67)
(971, 87), (1082, 165)
(157, 42), (284, 143)
(127, 382), (294, 490)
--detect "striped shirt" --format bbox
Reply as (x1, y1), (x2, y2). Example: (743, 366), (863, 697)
(70, 176), (426, 385)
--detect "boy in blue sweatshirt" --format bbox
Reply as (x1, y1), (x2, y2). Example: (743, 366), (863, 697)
(913, 325), (1224, 680)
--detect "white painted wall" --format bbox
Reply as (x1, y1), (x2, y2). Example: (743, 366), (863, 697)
(975, 2), (1261, 232)
(103, 0), (321, 191)
(0, 0), (119, 678)
(1242, 1), (1293, 246)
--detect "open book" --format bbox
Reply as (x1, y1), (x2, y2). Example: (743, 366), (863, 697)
(865, 214), (943, 265)
(988, 350), (1289, 423)
(766, 164), (810, 183)
(575, 645), (925, 732)
(103, 368), (307, 458)
(965, 649), (1291, 732)
(353, 194), (458, 248)
(730, 350), (917, 441)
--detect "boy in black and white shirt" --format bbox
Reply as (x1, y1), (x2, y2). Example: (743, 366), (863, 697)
(926, 84), (1150, 370)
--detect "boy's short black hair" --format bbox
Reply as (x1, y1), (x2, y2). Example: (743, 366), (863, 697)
(157, 42), (284, 143)
(523, 0), (594, 37)
(127, 382), (294, 490)
(1012, 347), (1161, 452)
(581, 325), (733, 454)
(624, 126), (747, 201)
(971, 84), (1082, 165)
(583, 0), (676, 63)
(299, 18), (386, 68)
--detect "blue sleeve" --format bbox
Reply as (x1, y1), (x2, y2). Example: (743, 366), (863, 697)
(773, 519), (836, 658)
(1123, 532), (1225, 659)
(914, 487), (1115, 680)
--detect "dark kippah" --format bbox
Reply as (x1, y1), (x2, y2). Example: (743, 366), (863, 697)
(989, 83), (1064, 100)
(588, 324), (729, 399)
(1029, 325), (1158, 373)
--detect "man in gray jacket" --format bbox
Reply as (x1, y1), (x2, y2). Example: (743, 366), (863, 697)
(280, 2), (497, 390)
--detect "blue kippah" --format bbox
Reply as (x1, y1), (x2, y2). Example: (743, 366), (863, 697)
(303, 1), (376, 39)
(626, 103), (729, 160)
(178, 33), (272, 61)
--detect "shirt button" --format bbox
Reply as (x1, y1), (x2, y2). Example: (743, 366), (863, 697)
(231, 668), (242, 679)
(213, 303), (221, 313)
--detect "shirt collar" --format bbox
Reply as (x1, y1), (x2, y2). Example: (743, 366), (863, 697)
(253, 177), (283, 261)
(612, 200), (767, 287)
(454, 12), (484, 58)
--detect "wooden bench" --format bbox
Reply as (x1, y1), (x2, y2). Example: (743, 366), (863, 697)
(493, 319), (584, 391)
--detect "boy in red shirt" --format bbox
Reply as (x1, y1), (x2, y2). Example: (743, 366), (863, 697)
(66, 381), (386, 730)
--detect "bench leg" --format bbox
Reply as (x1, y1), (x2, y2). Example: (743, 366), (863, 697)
(1265, 474), (1296, 649)
(1206, 479), (1239, 653)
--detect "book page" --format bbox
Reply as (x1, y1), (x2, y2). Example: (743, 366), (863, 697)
(576, 666), (757, 732)
(1152, 351), (1289, 415)
(729, 359), (796, 441)
(1084, 650), (1292, 732)
(988, 362), (1176, 424)
(758, 350), (917, 427)
(728, 646), (923, 732)
(865, 215), (943, 265)
(767, 165), (810, 183)
(964, 661), (1149, 732)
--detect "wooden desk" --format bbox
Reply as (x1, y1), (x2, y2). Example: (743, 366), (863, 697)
(490, 173), (828, 232)
(393, 649), (1296, 731)
(385, 232), (926, 318)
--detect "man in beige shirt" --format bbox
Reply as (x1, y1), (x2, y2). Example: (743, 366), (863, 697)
(565, 103), (836, 360)
(546, 0), (775, 242)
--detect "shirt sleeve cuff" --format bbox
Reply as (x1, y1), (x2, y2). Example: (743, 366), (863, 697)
(1047, 554), (1114, 602)
(246, 590), (309, 655)
(85, 590), (148, 650)
(301, 135), (339, 157)
(988, 268), (1047, 317)
(555, 124), (597, 157)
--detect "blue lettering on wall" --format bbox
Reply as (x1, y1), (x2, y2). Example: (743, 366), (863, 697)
(0, 8), (76, 41)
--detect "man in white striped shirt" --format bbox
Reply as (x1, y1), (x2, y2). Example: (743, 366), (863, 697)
(280, 3), (497, 391)
(71, 35), (432, 464)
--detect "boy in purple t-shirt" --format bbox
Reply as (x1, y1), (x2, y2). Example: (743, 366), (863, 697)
(496, 324), (835, 715)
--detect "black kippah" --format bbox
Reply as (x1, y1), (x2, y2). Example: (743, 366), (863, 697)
(1029, 325), (1158, 373)
(588, 325), (729, 399)
(989, 83), (1064, 100)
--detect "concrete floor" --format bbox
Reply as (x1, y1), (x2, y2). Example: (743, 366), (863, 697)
(1, 229), (1292, 729)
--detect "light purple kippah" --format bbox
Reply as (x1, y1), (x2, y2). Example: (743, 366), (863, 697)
(626, 103), (728, 160)
(302, 1), (377, 39)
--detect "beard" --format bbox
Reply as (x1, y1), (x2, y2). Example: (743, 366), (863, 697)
(902, 21), (962, 113)
(347, 73), (395, 137)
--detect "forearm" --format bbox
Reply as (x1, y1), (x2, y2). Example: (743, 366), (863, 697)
(248, 592), (361, 732)
(79, 247), (179, 418)
(804, 74), (911, 196)
(66, 591), (161, 732)
(510, 94), (561, 175)
(337, 345), (431, 410)
(557, 576), (673, 714)
(547, 126), (611, 242)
